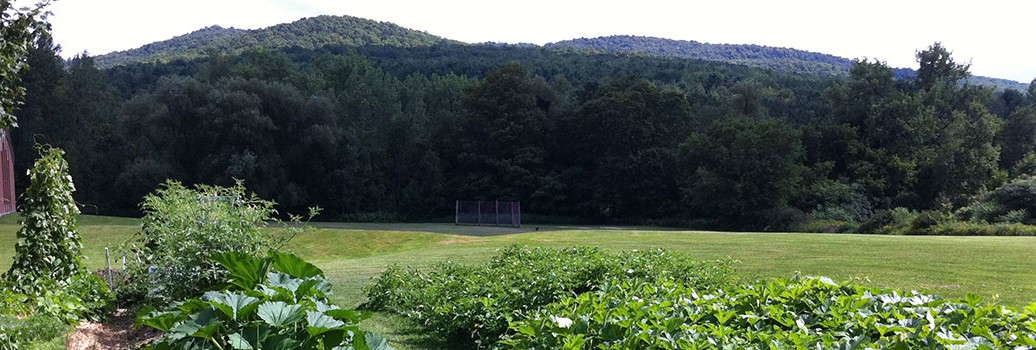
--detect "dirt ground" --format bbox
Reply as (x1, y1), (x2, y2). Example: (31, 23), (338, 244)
(66, 309), (160, 350)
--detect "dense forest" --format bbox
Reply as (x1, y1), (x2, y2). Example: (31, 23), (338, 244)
(11, 16), (1036, 232)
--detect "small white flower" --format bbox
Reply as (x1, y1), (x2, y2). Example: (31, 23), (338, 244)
(626, 268), (635, 274)
(552, 316), (573, 328)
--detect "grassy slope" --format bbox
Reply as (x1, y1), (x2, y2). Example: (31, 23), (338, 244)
(0, 215), (140, 271)
(0, 218), (1033, 349)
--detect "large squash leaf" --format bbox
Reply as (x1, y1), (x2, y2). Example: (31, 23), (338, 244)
(270, 251), (323, 278)
(214, 251), (270, 290)
(257, 301), (305, 327)
(205, 291), (261, 321)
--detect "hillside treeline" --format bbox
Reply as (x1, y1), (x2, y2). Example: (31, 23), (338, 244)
(13, 36), (1036, 230)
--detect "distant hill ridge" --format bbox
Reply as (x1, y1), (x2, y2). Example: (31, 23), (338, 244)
(93, 16), (1027, 90)
(94, 15), (454, 68)
(549, 35), (853, 76)
(546, 35), (1027, 91)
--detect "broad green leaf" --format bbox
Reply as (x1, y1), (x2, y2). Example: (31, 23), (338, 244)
(205, 291), (260, 321)
(314, 299), (340, 313)
(171, 309), (222, 339)
(214, 251), (270, 290)
(261, 334), (302, 350)
(257, 301), (305, 327)
(271, 251), (324, 278)
(365, 332), (395, 350)
(322, 329), (347, 348)
(296, 278), (334, 299)
(306, 310), (345, 336)
(267, 272), (303, 294)
(138, 310), (184, 333)
(241, 324), (272, 349)
(176, 299), (213, 314)
(229, 332), (254, 350)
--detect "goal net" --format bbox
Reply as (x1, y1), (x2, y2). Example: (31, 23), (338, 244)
(455, 200), (521, 227)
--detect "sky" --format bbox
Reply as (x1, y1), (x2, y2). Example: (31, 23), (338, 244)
(37, 0), (1036, 83)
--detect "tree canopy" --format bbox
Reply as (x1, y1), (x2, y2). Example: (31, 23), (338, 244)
(12, 33), (1036, 230)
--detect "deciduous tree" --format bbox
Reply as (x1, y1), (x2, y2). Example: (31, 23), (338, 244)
(681, 116), (804, 230)
(0, 0), (52, 128)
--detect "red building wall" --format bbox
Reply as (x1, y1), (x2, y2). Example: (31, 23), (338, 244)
(0, 130), (15, 215)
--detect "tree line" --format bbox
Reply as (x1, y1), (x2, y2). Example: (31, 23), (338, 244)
(13, 36), (1036, 230)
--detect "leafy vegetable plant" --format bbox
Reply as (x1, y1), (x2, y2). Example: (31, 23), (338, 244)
(363, 246), (737, 347)
(138, 251), (392, 350)
(503, 275), (1036, 349)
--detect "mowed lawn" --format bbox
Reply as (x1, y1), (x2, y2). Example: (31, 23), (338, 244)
(0, 217), (1032, 306)
(0, 216), (1034, 348)
(304, 229), (1035, 304)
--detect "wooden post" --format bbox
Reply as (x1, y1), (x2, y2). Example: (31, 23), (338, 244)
(105, 247), (113, 286)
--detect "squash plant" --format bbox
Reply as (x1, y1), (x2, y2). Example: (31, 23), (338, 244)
(138, 251), (393, 350)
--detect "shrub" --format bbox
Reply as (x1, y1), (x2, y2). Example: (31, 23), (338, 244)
(120, 180), (293, 304)
(29, 274), (114, 324)
(960, 201), (1005, 223)
(801, 180), (873, 223)
(501, 276), (1036, 349)
(138, 251), (392, 350)
(363, 246), (737, 347)
(913, 221), (1036, 236)
(907, 210), (955, 233)
(793, 219), (856, 233)
(998, 209), (1030, 223)
(807, 205), (855, 222)
(855, 207), (916, 234)
(966, 175), (1036, 224)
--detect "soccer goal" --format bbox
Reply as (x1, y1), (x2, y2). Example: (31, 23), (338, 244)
(455, 200), (521, 227)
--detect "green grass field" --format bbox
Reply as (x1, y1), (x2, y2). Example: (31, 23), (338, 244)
(1, 216), (1034, 349)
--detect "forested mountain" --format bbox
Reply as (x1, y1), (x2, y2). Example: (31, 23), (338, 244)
(96, 16), (1025, 91)
(549, 35), (852, 76)
(95, 15), (454, 68)
(548, 35), (1028, 91)
(14, 15), (1036, 233)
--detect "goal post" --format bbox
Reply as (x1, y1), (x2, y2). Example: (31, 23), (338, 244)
(455, 200), (521, 228)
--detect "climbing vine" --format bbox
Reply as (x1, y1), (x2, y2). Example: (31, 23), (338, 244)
(4, 146), (84, 295)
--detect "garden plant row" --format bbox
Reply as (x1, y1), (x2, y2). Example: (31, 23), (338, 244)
(366, 246), (1036, 349)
